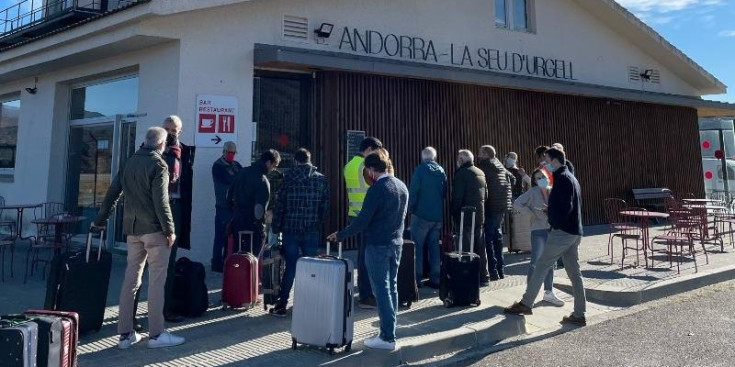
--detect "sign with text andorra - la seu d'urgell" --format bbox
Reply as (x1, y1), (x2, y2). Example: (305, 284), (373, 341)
(334, 27), (578, 81)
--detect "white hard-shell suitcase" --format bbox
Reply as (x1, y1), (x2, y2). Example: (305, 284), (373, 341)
(290, 242), (354, 355)
(509, 209), (532, 253)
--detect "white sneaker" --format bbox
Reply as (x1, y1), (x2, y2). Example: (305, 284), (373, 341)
(147, 332), (186, 349)
(543, 291), (565, 307)
(118, 332), (141, 350)
(364, 335), (396, 351)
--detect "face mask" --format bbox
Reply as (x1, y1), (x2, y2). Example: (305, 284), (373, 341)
(166, 133), (178, 147)
(456, 160), (462, 168)
(225, 152), (236, 162)
(537, 178), (549, 189)
(545, 163), (556, 173)
(506, 158), (516, 168)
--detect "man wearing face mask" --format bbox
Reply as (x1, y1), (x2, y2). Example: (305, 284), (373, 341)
(504, 152), (529, 200)
(211, 141), (242, 273)
(228, 149), (281, 257)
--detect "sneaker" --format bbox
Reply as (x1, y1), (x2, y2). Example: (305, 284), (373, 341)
(118, 332), (141, 350)
(364, 335), (396, 351)
(424, 281), (440, 290)
(358, 297), (378, 309)
(498, 271), (505, 279)
(489, 274), (500, 281)
(543, 291), (565, 307)
(504, 301), (533, 315)
(147, 332), (186, 349)
(561, 313), (586, 326)
(269, 305), (288, 318)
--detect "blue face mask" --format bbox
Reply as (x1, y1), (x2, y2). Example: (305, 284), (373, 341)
(545, 163), (556, 173)
(537, 178), (549, 189)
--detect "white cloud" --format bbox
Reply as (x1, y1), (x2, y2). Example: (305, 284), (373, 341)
(719, 30), (735, 37)
(616, 0), (723, 13)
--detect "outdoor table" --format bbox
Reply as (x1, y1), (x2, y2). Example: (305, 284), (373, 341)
(620, 210), (670, 267)
(682, 205), (727, 238)
(0, 203), (42, 240)
(31, 215), (87, 254)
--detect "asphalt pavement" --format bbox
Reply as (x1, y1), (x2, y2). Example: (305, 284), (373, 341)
(434, 280), (735, 367)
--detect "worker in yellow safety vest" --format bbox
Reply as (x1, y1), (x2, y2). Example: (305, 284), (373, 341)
(344, 136), (383, 309)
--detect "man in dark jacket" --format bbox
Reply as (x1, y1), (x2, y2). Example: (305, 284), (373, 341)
(211, 141), (242, 273)
(408, 147), (447, 289)
(477, 145), (513, 280)
(228, 149), (281, 256)
(552, 143), (575, 175)
(269, 148), (329, 317)
(93, 127), (185, 349)
(450, 149), (490, 285)
(505, 148), (586, 326)
(504, 152), (528, 199)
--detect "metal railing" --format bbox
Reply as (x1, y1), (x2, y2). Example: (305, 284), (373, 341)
(0, 0), (143, 38)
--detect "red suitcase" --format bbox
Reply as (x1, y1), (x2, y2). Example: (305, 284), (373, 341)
(25, 309), (79, 367)
(221, 231), (259, 310)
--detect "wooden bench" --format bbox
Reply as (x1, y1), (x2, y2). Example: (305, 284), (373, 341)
(633, 188), (672, 218)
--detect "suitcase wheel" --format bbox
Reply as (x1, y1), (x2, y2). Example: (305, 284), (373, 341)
(443, 299), (452, 308)
(345, 342), (352, 352)
(406, 301), (412, 308)
(474, 299), (482, 307)
(292, 338), (297, 350)
(328, 347), (335, 356)
(221, 303), (228, 311)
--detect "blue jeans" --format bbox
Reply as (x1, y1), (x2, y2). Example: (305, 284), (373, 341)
(351, 217), (374, 301)
(411, 215), (441, 284)
(528, 230), (554, 291)
(485, 212), (506, 276)
(211, 207), (234, 271)
(278, 232), (319, 307)
(365, 244), (402, 343)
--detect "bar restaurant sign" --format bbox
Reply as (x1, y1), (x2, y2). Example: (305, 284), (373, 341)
(337, 27), (577, 81)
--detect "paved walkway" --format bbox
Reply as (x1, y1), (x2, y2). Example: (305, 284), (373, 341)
(0, 224), (732, 366)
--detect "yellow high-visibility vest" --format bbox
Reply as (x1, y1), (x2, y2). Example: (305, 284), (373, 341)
(344, 155), (369, 217)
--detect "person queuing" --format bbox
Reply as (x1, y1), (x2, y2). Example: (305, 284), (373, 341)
(505, 148), (586, 326)
(343, 137), (383, 309)
(451, 149), (490, 286)
(93, 127), (186, 349)
(270, 148), (330, 318)
(504, 152), (529, 199)
(228, 149), (281, 256)
(512, 168), (564, 306)
(211, 141), (242, 273)
(408, 147), (447, 289)
(328, 151), (408, 351)
(552, 143), (575, 175)
(477, 145), (513, 281)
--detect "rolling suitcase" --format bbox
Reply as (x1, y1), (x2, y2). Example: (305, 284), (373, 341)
(24, 310), (78, 367)
(259, 234), (285, 311)
(0, 316), (38, 367)
(171, 257), (209, 317)
(291, 242), (353, 355)
(221, 231), (259, 310)
(439, 207), (481, 308)
(44, 229), (111, 334)
(398, 240), (419, 308)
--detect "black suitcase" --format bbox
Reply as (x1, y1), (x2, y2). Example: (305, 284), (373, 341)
(44, 229), (111, 334)
(0, 316), (38, 367)
(440, 207), (481, 308)
(170, 257), (209, 318)
(398, 240), (419, 308)
(259, 236), (284, 311)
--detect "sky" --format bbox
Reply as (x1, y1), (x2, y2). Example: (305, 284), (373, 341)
(0, 0), (732, 103)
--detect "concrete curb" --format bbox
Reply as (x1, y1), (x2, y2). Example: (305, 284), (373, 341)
(323, 314), (526, 367)
(555, 262), (735, 306)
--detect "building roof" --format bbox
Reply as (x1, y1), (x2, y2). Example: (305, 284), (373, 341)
(576, 0), (726, 95)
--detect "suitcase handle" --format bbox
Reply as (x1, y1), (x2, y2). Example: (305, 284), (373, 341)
(238, 231), (255, 254)
(325, 241), (343, 259)
(85, 229), (105, 263)
(458, 207), (476, 254)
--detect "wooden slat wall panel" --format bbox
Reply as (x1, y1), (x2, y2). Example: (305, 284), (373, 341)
(315, 71), (703, 248)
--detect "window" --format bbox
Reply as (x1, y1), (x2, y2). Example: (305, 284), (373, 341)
(495, 0), (533, 32)
(0, 98), (20, 175)
(70, 76), (138, 120)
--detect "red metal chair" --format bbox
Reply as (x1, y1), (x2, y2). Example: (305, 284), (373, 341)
(652, 208), (707, 274)
(612, 207), (647, 269)
(604, 198), (634, 258)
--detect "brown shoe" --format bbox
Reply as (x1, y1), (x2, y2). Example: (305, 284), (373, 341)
(560, 313), (586, 326)
(504, 302), (533, 315)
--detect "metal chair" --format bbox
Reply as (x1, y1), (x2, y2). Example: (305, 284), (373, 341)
(652, 208), (707, 274)
(0, 196), (17, 281)
(603, 198), (633, 259)
(23, 203), (68, 283)
(613, 207), (647, 269)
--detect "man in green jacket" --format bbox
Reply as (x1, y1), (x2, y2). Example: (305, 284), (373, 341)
(93, 127), (186, 350)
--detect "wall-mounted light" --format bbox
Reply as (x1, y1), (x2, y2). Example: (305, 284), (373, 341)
(314, 23), (334, 38)
(640, 69), (653, 81)
(25, 77), (38, 94)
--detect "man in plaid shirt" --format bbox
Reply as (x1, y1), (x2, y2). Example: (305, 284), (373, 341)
(269, 148), (330, 317)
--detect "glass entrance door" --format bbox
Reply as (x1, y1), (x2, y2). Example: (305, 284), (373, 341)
(65, 115), (136, 248)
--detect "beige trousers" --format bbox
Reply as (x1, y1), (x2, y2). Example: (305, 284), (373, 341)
(118, 232), (171, 337)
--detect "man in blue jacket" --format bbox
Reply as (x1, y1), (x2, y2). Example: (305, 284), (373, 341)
(409, 147), (447, 289)
(504, 147), (586, 326)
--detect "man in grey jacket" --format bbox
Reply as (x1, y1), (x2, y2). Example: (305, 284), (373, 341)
(93, 127), (186, 350)
(409, 147), (447, 289)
